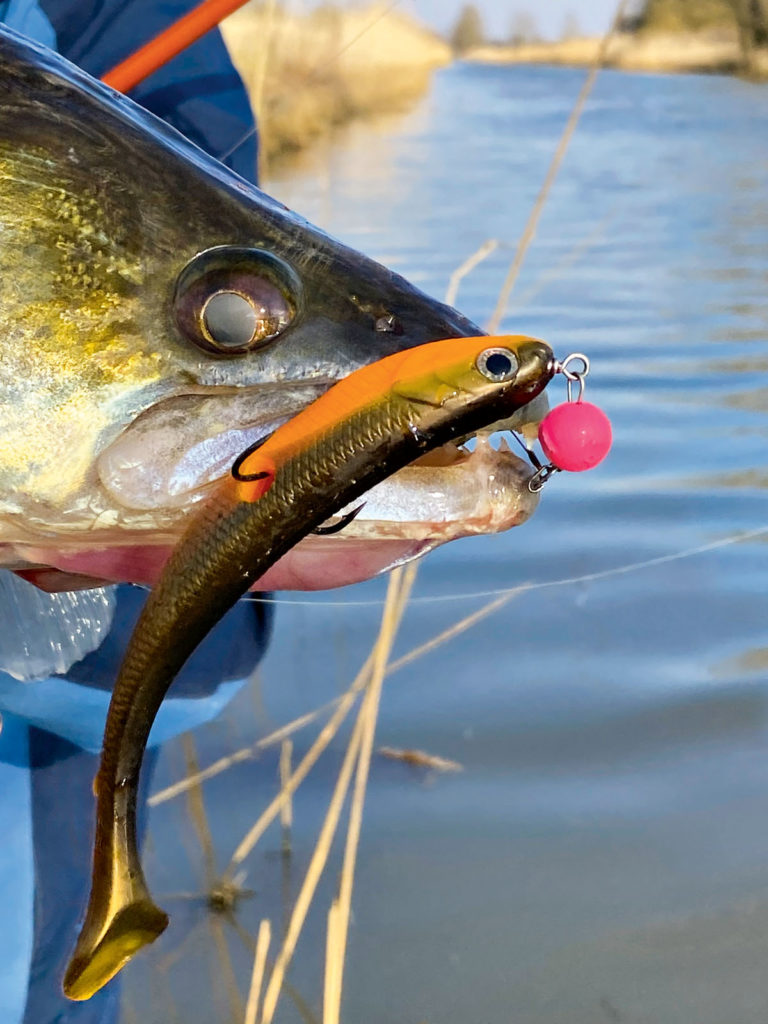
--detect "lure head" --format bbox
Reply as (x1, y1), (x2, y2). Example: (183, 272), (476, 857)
(393, 335), (555, 434)
(460, 337), (555, 408)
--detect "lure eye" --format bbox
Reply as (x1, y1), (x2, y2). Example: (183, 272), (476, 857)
(476, 347), (518, 382)
(173, 246), (301, 355)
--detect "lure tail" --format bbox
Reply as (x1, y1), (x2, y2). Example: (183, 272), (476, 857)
(62, 784), (168, 1000)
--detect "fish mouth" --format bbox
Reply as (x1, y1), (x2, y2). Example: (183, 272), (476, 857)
(3, 25), (530, 597)
(7, 387), (548, 593)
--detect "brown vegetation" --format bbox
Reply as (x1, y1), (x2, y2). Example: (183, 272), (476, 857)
(638, 0), (768, 73)
(465, 30), (748, 75)
(221, 2), (450, 169)
(450, 3), (485, 54)
(464, 0), (768, 77)
(637, 0), (739, 33)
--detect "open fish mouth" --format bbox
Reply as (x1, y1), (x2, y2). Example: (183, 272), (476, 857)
(1, 28), (550, 597)
(6, 389), (548, 592)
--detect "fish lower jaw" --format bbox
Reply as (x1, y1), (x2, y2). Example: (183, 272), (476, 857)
(11, 537), (434, 592)
(5, 443), (538, 592)
(322, 437), (539, 539)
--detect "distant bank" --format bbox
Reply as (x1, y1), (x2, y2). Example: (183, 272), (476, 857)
(464, 30), (768, 77)
(220, 4), (767, 173)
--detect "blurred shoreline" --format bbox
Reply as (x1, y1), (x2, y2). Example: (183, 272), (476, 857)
(463, 30), (768, 77)
(221, 2), (450, 168)
(221, 4), (767, 172)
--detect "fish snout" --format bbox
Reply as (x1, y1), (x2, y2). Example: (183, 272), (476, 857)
(286, 246), (484, 373)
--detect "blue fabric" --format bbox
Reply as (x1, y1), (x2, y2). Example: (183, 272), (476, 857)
(39, 0), (258, 180)
(0, 5), (265, 1020)
(0, 587), (271, 1024)
(0, 584), (272, 752)
(0, 671), (248, 751)
(0, 717), (33, 1024)
(0, 0), (55, 46)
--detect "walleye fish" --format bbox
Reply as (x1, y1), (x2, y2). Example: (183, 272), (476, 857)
(62, 333), (554, 1000)
(0, 25), (546, 616)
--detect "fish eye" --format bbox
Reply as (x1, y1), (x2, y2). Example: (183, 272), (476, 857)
(476, 347), (518, 382)
(173, 246), (301, 355)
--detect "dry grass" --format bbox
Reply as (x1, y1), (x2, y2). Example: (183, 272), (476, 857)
(221, 2), (450, 167)
(251, 566), (416, 1024)
(465, 28), (766, 76)
(639, 0), (736, 34)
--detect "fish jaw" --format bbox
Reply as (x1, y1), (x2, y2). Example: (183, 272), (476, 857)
(13, 538), (432, 592)
(11, 437), (540, 591)
(1, 399), (547, 591)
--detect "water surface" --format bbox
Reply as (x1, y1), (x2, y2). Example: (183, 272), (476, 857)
(132, 62), (768, 1024)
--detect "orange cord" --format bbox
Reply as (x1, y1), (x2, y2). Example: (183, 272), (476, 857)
(101, 0), (252, 92)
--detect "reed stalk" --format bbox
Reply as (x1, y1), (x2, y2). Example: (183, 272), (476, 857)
(244, 919), (271, 1024)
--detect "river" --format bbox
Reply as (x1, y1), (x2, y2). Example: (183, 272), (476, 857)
(131, 62), (768, 1023)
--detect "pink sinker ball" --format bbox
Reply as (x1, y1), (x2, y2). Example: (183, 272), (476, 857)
(538, 401), (612, 472)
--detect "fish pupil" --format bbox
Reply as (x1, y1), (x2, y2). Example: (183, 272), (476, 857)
(203, 291), (258, 348)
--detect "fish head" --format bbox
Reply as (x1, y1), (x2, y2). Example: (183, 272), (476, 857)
(0, 26), (547, 591)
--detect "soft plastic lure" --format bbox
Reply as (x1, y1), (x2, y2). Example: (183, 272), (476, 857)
(63, 333), (555, 1000)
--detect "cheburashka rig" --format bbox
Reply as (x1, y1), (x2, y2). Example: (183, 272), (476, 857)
(526, 352), (612, 492)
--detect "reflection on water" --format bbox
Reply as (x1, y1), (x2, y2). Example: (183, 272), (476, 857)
(717, 646), (768, 675)
(125, 64), (768, 1022)
(682, 468), (768, 489)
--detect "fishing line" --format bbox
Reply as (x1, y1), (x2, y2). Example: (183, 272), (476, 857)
(486, 0), (630, 334)
(240, 523), (768, 607)
(505, 207), (618, 313)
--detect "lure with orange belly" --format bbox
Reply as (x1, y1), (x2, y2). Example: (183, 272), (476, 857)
(63, 333), (554, 1000)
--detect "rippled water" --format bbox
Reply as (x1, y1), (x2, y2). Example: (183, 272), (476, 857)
(135, 63), (768, 1023)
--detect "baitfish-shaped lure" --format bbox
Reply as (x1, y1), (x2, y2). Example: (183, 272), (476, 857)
(64, 332), (555, 1000)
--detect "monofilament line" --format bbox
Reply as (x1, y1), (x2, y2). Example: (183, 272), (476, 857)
(239, 523), (768, 607)
(486, 0), (629, 334)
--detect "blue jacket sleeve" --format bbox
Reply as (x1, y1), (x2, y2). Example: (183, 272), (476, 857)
(0, 585), (273, 752)
(39, 0), (259, 181)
